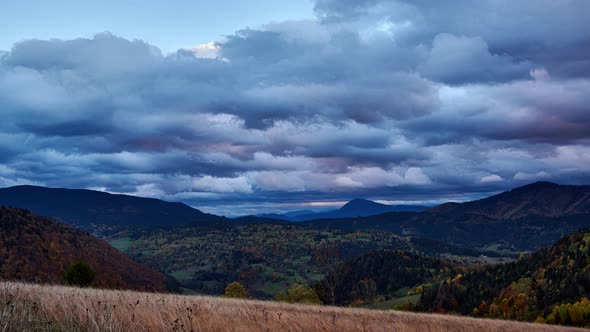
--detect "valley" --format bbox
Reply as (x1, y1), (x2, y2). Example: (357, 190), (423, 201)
(97, 223), (480, 297)
(2, 4), (589, 330)
(2, 181), (590, 328)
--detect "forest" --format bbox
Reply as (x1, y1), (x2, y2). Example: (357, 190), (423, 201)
(96, 223), (486, 297)
(315, 227), (590, 327)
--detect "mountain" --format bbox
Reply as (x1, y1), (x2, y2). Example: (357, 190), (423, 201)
(284, 210), (317, 217)
(257, 210), (317, 220)
(339, 198), (428, 216)
(4, 181), (589, 252)
(0, 185), (226, 228)
(262, 199), (428, 222)
(0, 205), (168, 291)
(302, 182), (590, 251)
(428, 181), (590, 219)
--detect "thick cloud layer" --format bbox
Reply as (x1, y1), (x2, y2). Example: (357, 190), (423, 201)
(1, 1), (590, 215)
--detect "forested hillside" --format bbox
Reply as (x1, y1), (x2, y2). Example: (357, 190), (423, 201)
(313, 228), (590, 327)
(414, 227), (590, 326)
(0, 206), (168, 292)
(316, 250), (460, 306)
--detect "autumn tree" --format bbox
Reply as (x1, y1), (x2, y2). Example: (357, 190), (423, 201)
(224, 281), (249, 298)
(276, 283), (322, 304)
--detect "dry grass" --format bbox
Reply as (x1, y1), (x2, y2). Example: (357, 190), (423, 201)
(0, 281), (583, 332)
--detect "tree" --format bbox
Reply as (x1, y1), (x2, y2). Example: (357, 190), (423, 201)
(64, 260), (96, 287)
(322, 267), (342, 305)
(276, 283), (322, 304)
(224, 282), (249, 298)
(354, 278), (377, 303)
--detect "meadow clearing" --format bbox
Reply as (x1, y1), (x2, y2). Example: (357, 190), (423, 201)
(0, 281), (584, 332)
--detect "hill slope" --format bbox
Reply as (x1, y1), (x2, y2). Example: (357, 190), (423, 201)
(317, 250), (459, 306)
(416, 227), (590, 326)
(0, 185), (225, 227)
(428, 181), (590, 219)
(314, 227), (590, 326)
(0, 206), (168, 291)
(0, 281), (578, 332)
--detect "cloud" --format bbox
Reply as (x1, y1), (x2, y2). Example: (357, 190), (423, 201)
(190, 42), (221, 59)
(3, 32), (161, 73)
(0, 2), (589, 214)
(406, 79), (590, 144)
(530, 68), (550, 82)
(480, 174), (503, 183)
(239, 74), (438, 126)
(514, 171), (550, 181)
(418, 33), (529, 84)
(192, 175), (253, 194)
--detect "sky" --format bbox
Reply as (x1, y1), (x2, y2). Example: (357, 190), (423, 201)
(0, 0), (315, 53)
(1, 0), (590, 216)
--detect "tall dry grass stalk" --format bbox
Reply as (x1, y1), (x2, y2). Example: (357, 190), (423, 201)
(0, 281), (583, 332)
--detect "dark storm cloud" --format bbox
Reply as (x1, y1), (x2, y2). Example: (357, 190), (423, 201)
(229, 73), (439, 127)
(418, 34), (531, 84)
(315, 0), (590, 82)
(221, 29), (305, 63)
(1, 2), (590, 214)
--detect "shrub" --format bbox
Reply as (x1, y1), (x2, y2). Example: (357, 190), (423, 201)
(64, 261), (96, 287)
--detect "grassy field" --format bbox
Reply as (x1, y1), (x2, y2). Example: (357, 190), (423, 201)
(364, 295), (421, 310)
(108, 237), (136, 251)
(0, 281), (583, 332)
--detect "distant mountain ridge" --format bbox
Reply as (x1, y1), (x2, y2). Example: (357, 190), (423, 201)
(257, 210), (317, 220)
(301, 182), (590, 250)
(2, 181), (590, 251)
(428, 181), (590, 219)
(0, 205), (168, 291)
(0, 185), (226, 228)
(257, 198), (428, 221)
